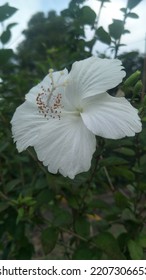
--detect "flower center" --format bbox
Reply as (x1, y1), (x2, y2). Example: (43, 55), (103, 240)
(36, 70), (66, 120)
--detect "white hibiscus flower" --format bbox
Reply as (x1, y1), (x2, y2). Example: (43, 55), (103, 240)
(11, 57), (142, 179)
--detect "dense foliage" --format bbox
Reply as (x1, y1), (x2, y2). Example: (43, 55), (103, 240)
(1, 0), (146, 260)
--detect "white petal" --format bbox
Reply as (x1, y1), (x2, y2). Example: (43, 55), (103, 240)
(81, 93), (142, 139)
(65, 57), (126, 105)
(64, 75), (82, 109)
(11, 101), (47, 152)
(34, 115), (96, 179)
(26, 68), (68, 105)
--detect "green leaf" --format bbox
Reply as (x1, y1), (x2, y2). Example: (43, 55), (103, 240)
(93, 232), (125, 259)
(0, 3), (18, 22)
(0, 48), (13, 65)
(68, 196), (80, 209)
(118, 43), (126, 47)
(138, 182), (146, 191)
(0, 202), (9, 212)
(0, 141), (9, 152)
(123, 29), (130, 34)
(128, 0), (142, 10)
(96, 26), (111, 45)
(128, 240), (143, 260)
(79, 6), (96, 26)
(16, 207), (25, 224)
(108, 20), (124, 40)
(1, 241), (12, 260)
(88, 199), (109, 210)
(99, 156), (128, 167)
(132, 167), (142, 174)
(36, 189), (54, 206)
(127, 12), (139, 18)
(75, 216), (90, 238)
(114, 192), (129, 209)
(118, 233), (130, 251)
(41, 227), (59, 254)
(73, 244), (101, 260)
(5, 179), (21, 193)
(1, 29), (11, 44)
(112, 167), (135, 181)
(120, 8), (127, 13)
(7, 22), (18, 29)
(53, 208), (72, 227)
(73, 247), (93, 259)
(98, 0), (110, 2)
(85, 38), (96, 50)
(15, 236), (34, 260)
(122, 208), (137, 222)
(137, 235), (146, 248)
(114, 147), (135, 156)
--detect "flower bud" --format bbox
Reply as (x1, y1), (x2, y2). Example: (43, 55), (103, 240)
(133, 80), (143, 97)
(124, 70), (141, 87)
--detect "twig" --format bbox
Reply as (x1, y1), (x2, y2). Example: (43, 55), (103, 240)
(103, 166), (115, 192)
(100, 155), (115, 192)
(27, 148), (48, 175)
(0, 191), (9, 201)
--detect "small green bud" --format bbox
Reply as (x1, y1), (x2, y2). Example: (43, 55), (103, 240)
(133, 80), (143, 97)
(124, 70), (141, 87)
(49, 68), (54, 73)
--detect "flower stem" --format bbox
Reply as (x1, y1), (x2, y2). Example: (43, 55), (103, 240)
(114, 0), (128, 58)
